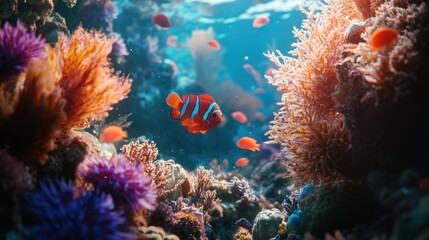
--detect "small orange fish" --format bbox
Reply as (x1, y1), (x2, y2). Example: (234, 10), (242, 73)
(254, 88), (265, 94)
(236, 137), (260, 151)
(419, 178), (429, 192)
(253, 16), (270, 28)
(265, 68), (274, 76)
(208, 39), (221, 50)
(153, 13), (171, 28)
(370, 27), (399, 51)
(100, 125), (127, 143)
(235, 157), (249, 167)
(243, 64), (255, 73)
(167, 35), (178, 47)
(254, 112), (266, 122)
(231, 111), (248, 124)
(166, 92), (223, 134)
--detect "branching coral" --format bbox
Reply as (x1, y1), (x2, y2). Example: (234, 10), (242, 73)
(265, 0), (361, 184)
(191, 166), (214, 198)
(121, 140), (172, 196)
(0, 60), (65, 165)
(55, 26), (131, 129)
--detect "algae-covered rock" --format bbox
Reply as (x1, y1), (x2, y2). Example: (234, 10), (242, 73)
(138, 226), (179, 240)
(252, 208), (283, 240)
(300, 181), (377, 237)
(392, 195), (429, 240)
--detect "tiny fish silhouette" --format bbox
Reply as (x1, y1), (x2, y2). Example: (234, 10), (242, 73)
(253, 16), (270, 28)
(231, 111), (248, 124)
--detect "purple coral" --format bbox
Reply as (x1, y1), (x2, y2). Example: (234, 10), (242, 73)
(79, 154), (157, 211)
(110, 33), (129, 58)
(0, 21), (45, 79)
(79, 0), (118, 22)
(24, 179), (133, 240)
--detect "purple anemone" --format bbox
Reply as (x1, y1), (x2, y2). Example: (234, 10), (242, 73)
(79, 154), (157, 211)
(109, 33), (129, 58)
(24, 179), (134, 240)
(0, 21), (46, 79)
(79, 0), (118, 22)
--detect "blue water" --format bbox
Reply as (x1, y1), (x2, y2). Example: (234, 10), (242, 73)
(107, 0), (307, 169)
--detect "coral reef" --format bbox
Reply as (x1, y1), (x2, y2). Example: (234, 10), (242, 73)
(17, 0), (54, 31)
(265, 0), (361, 184)
(299, 181), (377, 237)
(334, 0), (429, 178)
(36, 12), (68, 45)
(36, 137), (88, 181)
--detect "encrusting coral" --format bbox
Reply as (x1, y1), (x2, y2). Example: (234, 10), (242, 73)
(265, 0), (361, 184)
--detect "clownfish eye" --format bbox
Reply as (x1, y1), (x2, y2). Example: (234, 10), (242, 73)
(212, 112), (217, 118)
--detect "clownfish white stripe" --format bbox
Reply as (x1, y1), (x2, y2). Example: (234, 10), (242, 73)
(203, 102), (217, 121)
(191, 95), (200, 120)
(180, 95), (190, 119)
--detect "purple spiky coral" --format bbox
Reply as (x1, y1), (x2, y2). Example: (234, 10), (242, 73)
(79, 0), (118, 22)
(0, 21), (45, 79)
(110, 33), (129, 58)
(79, 154), (157, 211)
(24, 179), (133, 240)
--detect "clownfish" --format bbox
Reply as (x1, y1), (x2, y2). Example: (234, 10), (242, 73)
(166, 92), (223, 134)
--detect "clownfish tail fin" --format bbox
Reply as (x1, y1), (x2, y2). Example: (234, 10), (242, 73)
(166, 92), (182, 109)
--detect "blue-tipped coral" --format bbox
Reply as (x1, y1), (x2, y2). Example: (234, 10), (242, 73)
(24, 179), (133, 240)
(0, 21), (45, 79)
(78, 154), (157, 211)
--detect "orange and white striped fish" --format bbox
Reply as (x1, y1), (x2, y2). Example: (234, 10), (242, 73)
(166, 92), (223, 134)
